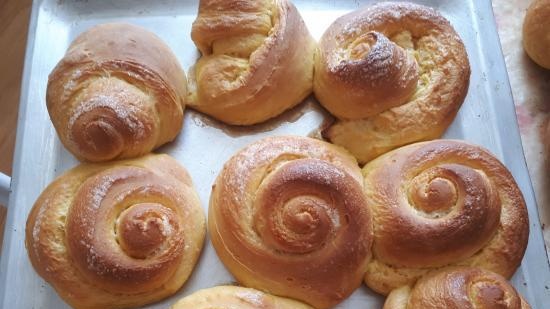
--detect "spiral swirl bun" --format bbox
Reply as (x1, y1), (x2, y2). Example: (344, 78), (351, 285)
(362, 140), (529, 295)
(315, 2), (470, 163)
(189, 0), (316, 125)
(25, 154), (206, 308)
(170, 286), (313, 309)
(47, 23), (187, 162)
(383, 267), (531, 309)
(209, 136), (372, 308)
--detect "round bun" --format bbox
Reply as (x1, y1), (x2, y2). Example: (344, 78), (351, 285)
(25, 154), (206, 309)
(523, 0), (550, 69)
(384, 267), (531, 309)
(170, 286), (313, 309)
(209, 136), (372, 308)
(189, 0), (316, 125)
(315, 2), (470, 163)
(47, 23), (187, 162)
(362, 140), (529, 295)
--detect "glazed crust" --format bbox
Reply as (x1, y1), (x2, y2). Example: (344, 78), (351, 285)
(170, 285), (313, 309)
(209, 136), (372, 309)
(25, 154), (205, 309)
(315, 2), (470, 163)
(189, 0), (316, 125)
(47, 23), (187, 162)
(383, 267), (532, 309)
(362, 140), (529, 295)
(523, 0), (550, 69)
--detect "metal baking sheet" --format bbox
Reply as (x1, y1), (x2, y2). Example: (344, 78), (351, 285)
(1, 0), (549, 308)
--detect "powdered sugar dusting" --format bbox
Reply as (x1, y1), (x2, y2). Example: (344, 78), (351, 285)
(68, 91), (146, 140)
(62, 69), (84, 102)
(159, 213), (173, 237)
(89, 174), (115, 209)
(236, 290), (265, 305)
(31, 198), (50, 260)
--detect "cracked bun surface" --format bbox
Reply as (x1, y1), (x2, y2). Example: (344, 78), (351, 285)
(315, 2), (470, 163)
(188, 0), (316, 125)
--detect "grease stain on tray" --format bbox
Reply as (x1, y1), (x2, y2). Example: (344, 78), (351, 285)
(189, 97), (331, 138)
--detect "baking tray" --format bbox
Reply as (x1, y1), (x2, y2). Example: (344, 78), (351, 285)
(1, 0), (549, 308)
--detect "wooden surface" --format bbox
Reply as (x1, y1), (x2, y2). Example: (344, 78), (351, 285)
(0, 0), (32, 176)
(0, 0), (32, 252)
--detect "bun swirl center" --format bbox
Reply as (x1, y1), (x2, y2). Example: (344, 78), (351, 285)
(66, 166), (185, 293)
(116, 202), (179, 259)
(253, 159), (350, 254)
(208, 136), (373, 308)
(374, 162), (502, 267)
(408, 165), (460, 215)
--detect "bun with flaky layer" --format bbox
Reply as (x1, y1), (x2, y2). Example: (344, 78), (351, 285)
(362, 140), (528, 295)
(47, 23), (187, 162)
(209, 136), (372, 308)
(188, 0), (316, 125)
(25, 154), (205, 309)
(315, 2), (470, 163)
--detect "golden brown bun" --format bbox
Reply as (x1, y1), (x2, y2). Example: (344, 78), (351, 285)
(188, 0), (316, 125)
(25, 154), (205, 309)
(362, 140), (529, 295)
(170, 285), (313, 309)
(523, 0), (550, 69)
(209, 136), (372, 308)
(47, 23), (187, 162)
(383, 267), (531, 309)
(315, 2), (470, 163)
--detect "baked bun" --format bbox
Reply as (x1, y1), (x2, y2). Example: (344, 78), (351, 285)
(189, 0), (316, 125)
(209, 136), (372, 308)
(170, 286), (313, 309)
(315, 2), (470, 163)
(523, 0), (550, 69)
(362, 140), (529, 295)
(25, 154), (205, 309)
(384, 267), (531, 309)
(47, 23), (187, 162)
